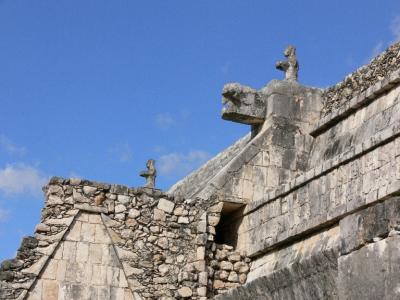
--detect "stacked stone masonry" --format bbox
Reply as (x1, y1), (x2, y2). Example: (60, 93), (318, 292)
(0, 178), (251, 300)
(2, 42), (400, 299)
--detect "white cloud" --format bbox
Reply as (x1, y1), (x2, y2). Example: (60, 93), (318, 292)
(158, 150), (210, 176)
(367, 41), (385, 63)
(367, 14), (400, 62)
(0, 134), (26, 156)
(155, 113), (175, 128)
(0, 164), (48, 197)
(0, 207), (10, 222)
(390, 15), (400, 42)
(109, 142), (133, 163)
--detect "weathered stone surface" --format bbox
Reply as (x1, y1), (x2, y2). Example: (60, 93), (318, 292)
(323, 42), (400, 115)
(3, 43), (400, 300)
(338, 236), (400, 300)
(157, 198), (175, 214)
(340, 197), (400, 254)
(177, 286), (192, 298)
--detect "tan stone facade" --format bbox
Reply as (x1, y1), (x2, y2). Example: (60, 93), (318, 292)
(2, 42), (400, 299)
(27, 212), (132, 300)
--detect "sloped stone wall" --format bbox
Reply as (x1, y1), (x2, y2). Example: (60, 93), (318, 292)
(0, 178), (252, 300)
(27, 212), (132, 299)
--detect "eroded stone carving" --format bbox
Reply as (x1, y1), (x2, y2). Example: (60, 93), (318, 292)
(140, 159), (156, 188)
(276, 45), (299, 82)
(221, 83), (265, 125)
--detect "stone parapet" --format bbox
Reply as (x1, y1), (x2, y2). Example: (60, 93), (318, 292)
(322, 41), (400, 116)
(312, 68), (400, 136)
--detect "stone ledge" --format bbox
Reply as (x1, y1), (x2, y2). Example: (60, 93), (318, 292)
(310, 68), (400, 137)
(245, 120), (400, 215)
(48, 176), (167, 198)
(74, 203), (108, 213)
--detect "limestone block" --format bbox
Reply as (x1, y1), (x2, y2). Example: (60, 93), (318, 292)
(220, 261), (233, 271)
(197, 220), (207, 233)
(118, 195), (131, 204)
(197, 287), (207, 297)
(115, 204), (127, 213)
(94, 224), (110, 243)
(197, 246), (206, 260)
(66, 221), (82, 242)
(107, 228), (124, 244)
(35, 223), (51, 233)
(53, 243), (63, 259)
(128, 208), (140, 219)
(116, 246), (139, 261)
(56, 260), (67, 281)
(119, 270), (129, 288)
(21, 255), (48, 275)
(208, 216), (220, 226)
(88, 213), (102, 224)
(213, 280), (225, 289)
(177, 286), (192, 298)
(91, 264), (108, 286)
(128, 278), (145, 291)
(83, 186), (97, 195)
(157, 198), (175, 214)
(27, 279), (43, 300)
(124, 264), (144, 277)
(62, 241), (77, 260)
(89, 243), (103, 264)
(101, 214), (120, 227)
(178, 216), (189, 224)
(107, 266), (121, 287)
(153, 208), (166, 221)
(80, 222), (96, 243)
(198, 271), (208, 285)
(338, 236), (400, 300)
(42, 280), (59, 300)
(102, 245), (118, 266)
(41, 258), (58, 280)
(228, 271), (239, 282)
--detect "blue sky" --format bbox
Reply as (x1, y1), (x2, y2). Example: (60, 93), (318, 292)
(0, 0), (399, 260)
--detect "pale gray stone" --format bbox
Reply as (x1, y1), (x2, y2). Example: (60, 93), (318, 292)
(157, 198), (175, 214)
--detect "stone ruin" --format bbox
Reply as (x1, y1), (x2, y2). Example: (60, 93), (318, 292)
(1, 42), (400, 299)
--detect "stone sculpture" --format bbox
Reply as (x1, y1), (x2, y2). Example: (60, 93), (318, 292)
(140, 159), (156, 188)
(2, 42), (400, 300)
(221, 83), (265, 125)
(276, 45), (299, 82)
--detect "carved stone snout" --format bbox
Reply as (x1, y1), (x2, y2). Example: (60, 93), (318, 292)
(276, 60), (290, 72)
(221, 83), (266, 125)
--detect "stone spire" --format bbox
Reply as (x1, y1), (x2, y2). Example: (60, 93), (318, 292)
(139, 159), (156, 188)
(275, 45), (299, 82)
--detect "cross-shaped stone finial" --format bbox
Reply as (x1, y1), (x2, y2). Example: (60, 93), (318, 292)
(139, 159), (156, 188)
(276, 45), (299, 82)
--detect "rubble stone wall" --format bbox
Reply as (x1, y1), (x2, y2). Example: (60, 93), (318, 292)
(322, 42), (400, 115)
(0, 178), (252, 300)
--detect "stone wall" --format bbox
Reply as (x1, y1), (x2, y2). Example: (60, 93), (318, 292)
(237, 133), (400, 257)
(216, 196), (400, 299)
(28, 211), (132, 299)
(208, 244), (250, 297)
(322, 41), (400, 115)
(0, 178), (253, 300)
(2, 43), (400, 300)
